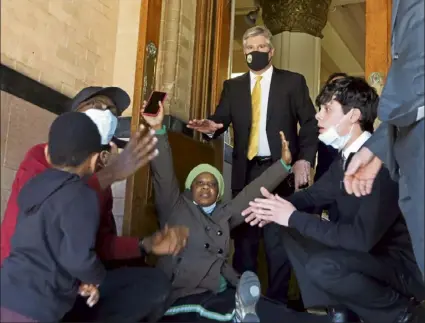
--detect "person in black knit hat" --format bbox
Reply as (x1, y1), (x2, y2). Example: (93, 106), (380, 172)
(1, 112), (106, 322)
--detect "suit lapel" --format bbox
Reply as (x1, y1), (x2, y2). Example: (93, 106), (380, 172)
(266, 68), (280, 126)
(240, 73), (252, 127)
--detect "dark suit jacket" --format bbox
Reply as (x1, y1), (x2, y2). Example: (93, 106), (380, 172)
(208, 67), (318, 191)
(365, 0), (424, 179)
(287, 157), (421, 280)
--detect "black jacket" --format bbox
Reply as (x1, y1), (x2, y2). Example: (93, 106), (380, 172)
(287, 157), (419, 274)
(207, 68), (318, 190)
(0, 169), (105, 321)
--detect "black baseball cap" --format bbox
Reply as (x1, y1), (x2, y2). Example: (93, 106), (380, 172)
(70, 86), (131, 116)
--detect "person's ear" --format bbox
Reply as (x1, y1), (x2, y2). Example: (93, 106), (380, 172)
(44, 145), (52, 165)
(99, 150), (110, 166)
(89, 153), (100, 173)
(269, 47), (275, 57)
(350, 108), (362, 124)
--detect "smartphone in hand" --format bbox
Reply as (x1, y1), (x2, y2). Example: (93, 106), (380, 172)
(143, 91), (167, 117)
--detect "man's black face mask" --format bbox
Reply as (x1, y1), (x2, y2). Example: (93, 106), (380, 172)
(245, 51), (271, 71)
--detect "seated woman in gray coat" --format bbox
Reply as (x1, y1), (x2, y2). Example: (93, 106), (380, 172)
(145, 104), (332, 323)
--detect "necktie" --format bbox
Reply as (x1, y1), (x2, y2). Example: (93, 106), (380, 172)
(247, 76), (263, 160)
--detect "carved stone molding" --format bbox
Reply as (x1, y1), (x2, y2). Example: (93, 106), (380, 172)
(259, 0), (332, 37)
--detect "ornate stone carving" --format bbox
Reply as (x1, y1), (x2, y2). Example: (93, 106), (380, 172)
(259, 0), (332, 38)
(368, 71), (384, 96)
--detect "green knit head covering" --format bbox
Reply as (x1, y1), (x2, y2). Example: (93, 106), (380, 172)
(185, 164), (225, 201)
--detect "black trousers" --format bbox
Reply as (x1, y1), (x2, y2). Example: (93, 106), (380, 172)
(62, 267), (171, 322)
(160, 288), (330, 323)
(231, 158), (294, 304)
(281, 227), (424, 323)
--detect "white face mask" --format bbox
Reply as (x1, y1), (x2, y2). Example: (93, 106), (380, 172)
(318, 112), (354, 151)
(84, 109), (118, 145)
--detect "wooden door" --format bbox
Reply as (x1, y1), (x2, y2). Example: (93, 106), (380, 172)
(122, 0), (163, 238)
(365, 0), (392, 105)
(123, 0), (232, 240)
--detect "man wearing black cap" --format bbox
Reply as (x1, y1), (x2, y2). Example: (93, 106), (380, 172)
(1, 86), (189, 322)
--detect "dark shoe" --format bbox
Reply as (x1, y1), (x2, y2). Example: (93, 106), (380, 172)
(234, 271), (261, 322)
(328, 306), (362, 323)
(394, 300), (425, 323)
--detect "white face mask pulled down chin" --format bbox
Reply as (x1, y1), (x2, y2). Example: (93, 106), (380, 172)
(83, 109), (118, 145)
(318, 113), (354, 151)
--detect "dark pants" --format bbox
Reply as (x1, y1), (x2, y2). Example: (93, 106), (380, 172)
(282, 227), (425, 323)
(231, 158), (293, 303)
(160, 288), (330, 323)
(62, 267), (171, 322)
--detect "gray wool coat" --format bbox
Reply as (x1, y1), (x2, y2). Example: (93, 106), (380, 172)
(150, 133), (291, 305)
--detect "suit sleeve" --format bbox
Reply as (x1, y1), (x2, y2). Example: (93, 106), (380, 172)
(150, 130), (181, 227)
(228, 160), (291, 229)
(59, 189), (106, 284)
(286, 160), (340, 211)
(292, 75), (318, 165)
(206, 80), (232, 140)
(288, 169), (400, 252)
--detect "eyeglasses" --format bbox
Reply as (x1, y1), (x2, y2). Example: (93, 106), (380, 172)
(194, 180), (218, 189)
(84, 99), (118, 116)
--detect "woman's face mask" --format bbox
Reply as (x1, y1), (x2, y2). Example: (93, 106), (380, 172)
(84, 109), (118, 145)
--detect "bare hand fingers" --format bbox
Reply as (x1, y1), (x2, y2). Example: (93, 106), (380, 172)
(260, 187), (274, 199)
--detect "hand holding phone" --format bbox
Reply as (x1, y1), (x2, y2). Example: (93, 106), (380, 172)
(143, 91), (167, 117)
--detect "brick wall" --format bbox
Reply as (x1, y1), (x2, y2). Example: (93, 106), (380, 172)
(1, 91), (56, 220)
(1, 0), (120, 97)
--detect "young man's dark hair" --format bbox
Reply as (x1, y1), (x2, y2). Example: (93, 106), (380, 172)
(325, 72), (348, 84)
(316, 76), (379, 133)
(1, 112), (106, 322)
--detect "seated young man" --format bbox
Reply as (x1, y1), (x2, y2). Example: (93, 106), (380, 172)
(243, 77), (425, 323)
(0, 112), (108, 322)
(0, 87), (187, 322)
(144, 105), (332, 323)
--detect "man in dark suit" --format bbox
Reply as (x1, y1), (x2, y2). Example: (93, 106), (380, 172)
(243, 77), (425, 323)
(344, 0), (424, 278)
(313, 73), (347, 221)
(187, 25), (318, 303)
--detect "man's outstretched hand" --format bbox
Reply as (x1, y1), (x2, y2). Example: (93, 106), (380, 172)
(187, 119), (223, 134)
(344, 147), (383, 197)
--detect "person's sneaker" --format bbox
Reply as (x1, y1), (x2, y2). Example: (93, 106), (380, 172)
(234, 271), (261, 322)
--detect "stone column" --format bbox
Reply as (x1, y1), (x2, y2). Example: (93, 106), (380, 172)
(260, 0), (331, 101)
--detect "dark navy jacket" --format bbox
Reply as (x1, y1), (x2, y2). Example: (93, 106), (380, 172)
(1, 168), (106, 321)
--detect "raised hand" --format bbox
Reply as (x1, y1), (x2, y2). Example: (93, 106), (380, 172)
(279, 131), (292, 165)
(97, 124), (158, 187)
(187, 119), (223, 134)
(142, 100), (164, 131)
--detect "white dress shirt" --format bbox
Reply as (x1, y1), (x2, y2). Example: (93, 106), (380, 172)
(342, 131), (372, 168)
(249, 65), (273, 157)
